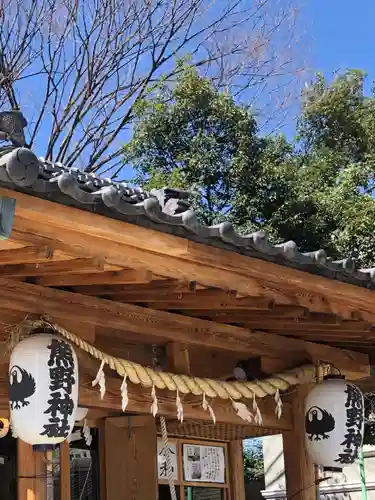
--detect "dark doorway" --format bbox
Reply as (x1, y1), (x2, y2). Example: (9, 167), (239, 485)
(0, 433), (17, 500)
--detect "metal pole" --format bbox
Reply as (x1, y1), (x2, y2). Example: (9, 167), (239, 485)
(360, 446), (367, 500)
(315, 365), (321, 500)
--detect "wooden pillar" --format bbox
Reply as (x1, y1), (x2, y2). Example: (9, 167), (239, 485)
(228, 440), (245, 500)
(102, 415), (158, 499)
(59, 440), (71, 500)
(17, 440), (47, 500)
(282, 385), (316, 500)
(167, 342), (190, 374)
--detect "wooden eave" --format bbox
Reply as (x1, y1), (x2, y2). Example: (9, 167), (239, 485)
(0, 186), (372, 375)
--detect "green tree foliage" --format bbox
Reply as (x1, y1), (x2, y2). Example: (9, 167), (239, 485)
(243, 440), (264, 482)
(125, 67), (375, 266)
(125, 66), (261, 225)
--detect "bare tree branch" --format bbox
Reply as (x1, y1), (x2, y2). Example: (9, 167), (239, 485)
(0, 0), (308, 173)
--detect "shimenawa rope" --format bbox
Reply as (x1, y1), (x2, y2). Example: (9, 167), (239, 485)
(29, 318), (328, 402)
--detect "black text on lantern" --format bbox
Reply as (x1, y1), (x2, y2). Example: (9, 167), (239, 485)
(335, 384), (364, 464)
(41, 339), (75, 439)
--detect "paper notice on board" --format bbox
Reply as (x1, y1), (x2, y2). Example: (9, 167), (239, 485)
(157, 438), (179, 480)
(183, 445), (225, 483)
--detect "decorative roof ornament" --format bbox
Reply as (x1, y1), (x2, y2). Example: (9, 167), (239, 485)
(0, 110), (28, 147)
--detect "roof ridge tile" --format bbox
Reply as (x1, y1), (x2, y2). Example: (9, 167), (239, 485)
(0, 146), (374, 288)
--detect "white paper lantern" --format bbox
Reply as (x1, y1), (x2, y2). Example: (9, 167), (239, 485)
(8, 333), (79, 448)
(305, 376), (364, 470)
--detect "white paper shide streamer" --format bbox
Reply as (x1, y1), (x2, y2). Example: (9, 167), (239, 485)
(86, 340), (288, 429)
(176, 390), (183, 423)
(232, 400), (254, 423)
(151, 385), (158, 417)
(82, 419), (92, 447)
(252, 393), (263, 425)
(202, 393), (216, 424)
(121, 375), (128, 412)
(92, 360), (106, 400)
(275, 389), (283, 419)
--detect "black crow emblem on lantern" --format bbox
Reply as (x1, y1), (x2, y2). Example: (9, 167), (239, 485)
(305, 406), (335, 441)
(8, 365), (36, 410)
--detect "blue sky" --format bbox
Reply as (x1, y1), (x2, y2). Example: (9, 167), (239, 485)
(275, 0), (375, 139)
(306, 0), (375, 92)
(8, 0), (375, 175)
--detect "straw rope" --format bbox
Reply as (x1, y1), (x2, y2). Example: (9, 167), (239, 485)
(29, 318), (329, 401)
(160, 416), (177, 500)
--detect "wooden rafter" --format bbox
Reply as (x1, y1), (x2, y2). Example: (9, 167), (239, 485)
(0, 277), (368, 372)
(187, 312), (372, 331)
(0, 257), (107, 277)
(109, 289), (275, 309)
(0, 245), (54, 264)
(0, 188), (373, 355)
(3, 186), (375, 320)
(36, 268), (154, 286)
(71, 279), (197, 296)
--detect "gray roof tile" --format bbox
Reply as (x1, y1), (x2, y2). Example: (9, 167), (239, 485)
(1, 146), (375, 289)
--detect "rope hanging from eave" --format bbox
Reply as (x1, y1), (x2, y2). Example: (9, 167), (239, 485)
(29, 318), (329, 401)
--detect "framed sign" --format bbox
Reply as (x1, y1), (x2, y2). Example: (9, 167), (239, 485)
(157, 438), (179, 481)
(183, 444), (225, 484)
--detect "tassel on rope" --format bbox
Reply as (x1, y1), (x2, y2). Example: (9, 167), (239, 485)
(176, 389), (183, 423)
(274, 388), (283, 419)
(151, 384), (158, 417)
(121, 375), (128, 412)
(92, 360), (106, 400)
(202, 393), (216, 424)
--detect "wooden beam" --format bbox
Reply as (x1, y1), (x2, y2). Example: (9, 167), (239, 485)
(0, 277), (369, 371)
(78, 373), (293, 430)
(36, 268), (153, 287)
(72, 279), (197, 296)
(282, 385), (316, 500)
(228, 441), (246, 500)
(351, 375), (375, 392)
(0, 245), (54, 265)
(6, 186), (375, 318)
(113, 289), (274, 310)
(150, 300), (304, 314)
(57, 318), (96, 343)
(0, 258), (104, 277)
(17, 440), (47, 500)
(104, 416), (158, 500)
(167, 342), (191, 374)
(184, 310), (372, 332)
(0, 239), (25, 251)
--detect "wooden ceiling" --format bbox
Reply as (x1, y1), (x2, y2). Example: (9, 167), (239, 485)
(0, 186), (374, 377)
(0, 241), (374, 347)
